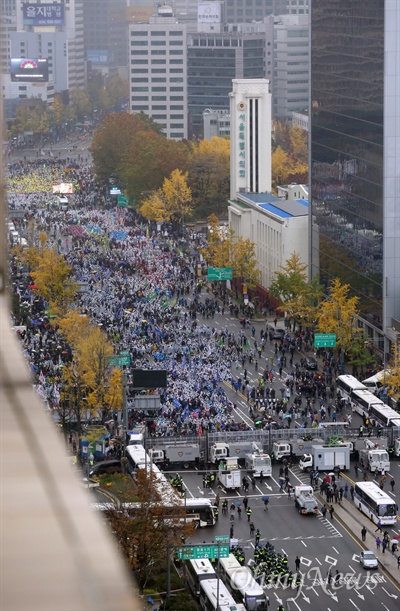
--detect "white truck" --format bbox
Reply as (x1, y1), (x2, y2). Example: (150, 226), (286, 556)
(149, 443), (200, 469)
(218, 456), (241, 490)
(294, 484), (319, 516)
(299, 445), (351, 472)
(359, 439), (390, 472)
(244, 442), (272, 477)
(209, 441), (262, 465)
(272, 438), (324, 461)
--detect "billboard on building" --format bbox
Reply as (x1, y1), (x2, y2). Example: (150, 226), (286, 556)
(23, 3), (65, 26)
(10, 58), (49, 82)
(197, 2), (221, 23)
(87, 50), (110, 66)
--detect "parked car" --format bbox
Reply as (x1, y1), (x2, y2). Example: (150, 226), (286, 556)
(359, 550), (378, 569)
(305, 356), (317, 370)
(272, 328), (285, 340)
(88, 459), (122, 478)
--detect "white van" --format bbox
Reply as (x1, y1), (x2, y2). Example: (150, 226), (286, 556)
(9, 230), (19, 245)
(57, 196), (69, 210)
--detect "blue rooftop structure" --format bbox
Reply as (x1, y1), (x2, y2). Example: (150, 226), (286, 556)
(238, 192), (309, 218)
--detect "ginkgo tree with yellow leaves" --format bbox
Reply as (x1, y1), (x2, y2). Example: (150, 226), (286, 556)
(139, 168), (193, 225)
(57, 310), (123, 427)
(28, 248), (77, 316)
(269, 252), (322, 330)
(315, 278), (361, 370)
(201, 214), (260, 291)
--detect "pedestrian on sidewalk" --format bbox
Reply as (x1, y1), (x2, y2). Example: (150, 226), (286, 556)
(382, 539), (387, 554)
(376, 536), (381, 551)
(321, 504), (327, 518)
(375, 519), (382, 533)
(329, 505), (335, 520)
(361, 526), (367, 542)
(390, 478), (395, 493)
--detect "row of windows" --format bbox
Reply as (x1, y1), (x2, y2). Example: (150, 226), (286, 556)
(131, 40), (183, 46)
(131, 50), (184, 55)
(131, 31), (183, 37)
(131, 96), (184, 103)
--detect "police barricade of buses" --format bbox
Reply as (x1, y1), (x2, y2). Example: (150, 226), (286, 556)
(336, 374), (400, 428)
(187, 554), (269, 611)
(91, 444), (216, 528)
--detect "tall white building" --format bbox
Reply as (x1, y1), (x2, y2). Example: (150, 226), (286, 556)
(229, 78), (271, 199)
(129, 4), (187, 139)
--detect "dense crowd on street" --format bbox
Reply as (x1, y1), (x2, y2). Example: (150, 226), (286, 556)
(7, 157), (356, 441)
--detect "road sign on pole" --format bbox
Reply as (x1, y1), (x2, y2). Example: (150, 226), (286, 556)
(214, 535), (230, 543)
(106, 355), (131, 367)
(314, 333), (337, 348)
(207, 267), (233, 281)
(117, 194), (128, 207)
(177, 545), (230, 560)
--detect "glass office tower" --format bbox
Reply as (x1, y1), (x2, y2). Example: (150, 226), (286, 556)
(311, 1), (400, 336)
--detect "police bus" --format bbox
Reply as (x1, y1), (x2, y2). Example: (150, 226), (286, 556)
(186, 559), (216, 599)
(219, 554), (269, 610)
(199, 578), (246, 611)
(354, 481), (397, 525)
(350, 389), (386, 418)
(336, 374), (366, 399)
(125, 444), (216, 527)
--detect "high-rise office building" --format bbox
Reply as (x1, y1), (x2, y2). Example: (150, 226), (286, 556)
(310, 1), (400, 344)
(188, 20), (273, 136)
(273, 14), (309, 119)
(84, 0), (128, 71)
(129, 4), (187, 139)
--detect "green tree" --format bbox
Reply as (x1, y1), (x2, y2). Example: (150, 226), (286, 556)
(69, 87), (92, 121)
(186, 137), (230, 218)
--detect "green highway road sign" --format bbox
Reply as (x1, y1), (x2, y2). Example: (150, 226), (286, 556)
(106, 355), (131, 367)
(207, 267), (233, 281)
(214, 535), (230, 543)
(119, 350), (130, 356)
(117, 195), (128, 207)
(314, 333), (337, 348)
(177, 545), (230, 560)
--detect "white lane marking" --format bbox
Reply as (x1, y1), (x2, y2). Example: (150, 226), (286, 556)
(301, 540), (307, 547)
(349, 599), (362, 611)
(332, 546), (339, 554)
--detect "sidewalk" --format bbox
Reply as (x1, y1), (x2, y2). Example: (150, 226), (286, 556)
(317, 491), (400, 584)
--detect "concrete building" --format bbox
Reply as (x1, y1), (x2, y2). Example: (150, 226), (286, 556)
(229, 78), (272, 198)
(273, 13), (309, 120)
(291, 109), (308, 131)
(203, 108), (230, 139)
(310, 0), (400, 347)
(229, 192), (309, 289)
(2, 0), (85, 108)
(128, 4), (187, 139)
(188, 20), (273, 136)
(277, 183), (308, 200)
(83, 0), (128, 74)
(224, 0), (287, 23)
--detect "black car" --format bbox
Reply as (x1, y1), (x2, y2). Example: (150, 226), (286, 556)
(304, 356), (317, 370)
(88, 459), (122, 478)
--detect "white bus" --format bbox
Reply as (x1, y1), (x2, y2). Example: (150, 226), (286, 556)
(199, 578), (246, 611)
(125, 444), (216, 526)
(219, 554), (269, 610)
(336, 375), (366, 399)
(368, 403), (400, 427)
(354, 482), (397, 525)
(350, 389), (386, 418)
(187, 559), (216, 598)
